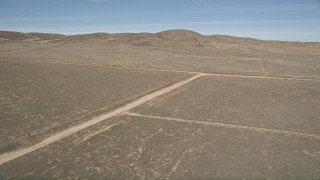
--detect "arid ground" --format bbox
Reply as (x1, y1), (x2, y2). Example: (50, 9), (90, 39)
(0, 30), (320, 179)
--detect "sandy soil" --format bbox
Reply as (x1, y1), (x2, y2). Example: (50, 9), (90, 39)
(0, 30), (319, 179)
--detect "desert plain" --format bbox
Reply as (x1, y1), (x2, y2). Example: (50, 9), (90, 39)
(0, 30), (320, 179)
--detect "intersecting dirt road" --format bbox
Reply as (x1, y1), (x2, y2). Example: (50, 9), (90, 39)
(1, 31), (320, 179)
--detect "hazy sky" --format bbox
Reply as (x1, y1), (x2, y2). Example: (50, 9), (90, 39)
(0, 0), (320, 41)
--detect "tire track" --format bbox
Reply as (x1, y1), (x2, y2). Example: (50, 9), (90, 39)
(0, 73), (204, 165)
(126, 112), (320, 140)
(0, 58), (319, 81)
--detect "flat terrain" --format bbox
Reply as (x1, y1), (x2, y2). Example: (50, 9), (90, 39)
(135, 76), (320, 133)
(0, 30), (320, 179)
(0, 61), (189, 153)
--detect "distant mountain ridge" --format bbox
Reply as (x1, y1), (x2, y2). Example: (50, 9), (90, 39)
(1, 29), (319, 79)
(1, 29), (319, 43)
(1, 29), (319, 53)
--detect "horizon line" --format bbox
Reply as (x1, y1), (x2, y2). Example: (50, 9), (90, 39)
(1, 29), (320, 43)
